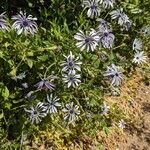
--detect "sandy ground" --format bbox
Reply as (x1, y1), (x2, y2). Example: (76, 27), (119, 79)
(99, 69), (150, 150)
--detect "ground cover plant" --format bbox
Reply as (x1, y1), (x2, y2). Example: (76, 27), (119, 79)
(0, 0), (149, 149)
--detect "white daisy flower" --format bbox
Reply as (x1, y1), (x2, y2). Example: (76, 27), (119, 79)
(99, 28), (115, 48)
(104, 64), (124, 86)
(110, 8), (132, 30)
(12, 11), (38, 35)
(0, 12), (9, 30)
(97, 18), (112, 31)
(141, 26), (150, 36)
(132, 51), (147, 64)
(62, 102), (80, 123)
(82, 0), (101, 19)
(35, 75), (57, 90)
(25, 102), (47, 124)
(133, 38), (142, 51)
(101, 102), (110, 115)
(60, 51), (82, 73)
(100, 0), (115, 9)
(110, 8), (128, 26)
(74, 29), (100, 52)
(118, 119), (126, 129)
(44, 94), (61, 114)
(62, 70), (81, 88)
(122, 19), (132, 31)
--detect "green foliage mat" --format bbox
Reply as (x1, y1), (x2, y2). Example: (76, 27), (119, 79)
(0, 0), (149, 149)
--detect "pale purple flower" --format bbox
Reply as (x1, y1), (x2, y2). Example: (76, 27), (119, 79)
(62, 70), (81, 88)
(25, 102), (47, 124)
(61, 51), (82, 73)
(97, 19), (112, 31)
(12, 11), (38, 35)
(99, 28), (115, 48)
(82, 0), (101, 19)
(0, 12), (9, 30)
(110, 8), (132, 30)
(44, 94), (61, 114)
(35, 75), (57, 90)
(62, 102), (80, 123)
(100, 0), (115, 9)
(104, 64), (123, 86)
(74, 29), (100, 52)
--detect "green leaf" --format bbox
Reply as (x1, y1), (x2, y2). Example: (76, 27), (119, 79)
(0, 110), (4, 120)
(27, 51), (34, 56)
(28, 2), (33, 7)
(37, 55), (49, 62)
(4, 42), (11, 48)
(9, 67), (17, 76)
(13, 99), (24, 104)
(4, 103), (12, 109)
(0, 83), (9, 100)
(0, 51), (4, 58)
(27, 59), (33, 68)
(103, 127), (109, 135)
(39, 0), (44, 4)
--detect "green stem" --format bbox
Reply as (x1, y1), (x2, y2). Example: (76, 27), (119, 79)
(16, 53), (26, 71)
(44, 63), (55, 78)
(19, 124), (25, 150)
(110, 48), (114, 63)
(103, 10), (112, 19)
(112, 43), (125, 50)
(74, 96), (84, 113)
(2, 110), (7, 125)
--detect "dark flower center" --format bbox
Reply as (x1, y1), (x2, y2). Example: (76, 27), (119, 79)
(33, 110), (38, 115)
(136, 57), (139, 59)
(104, 32), (109, 37)
(91, 5), (97, 9)
(85, 37), (93, 43)
(101, 21), (107, 27)
(126, 22), (131, 27)
(69, 77), (74, 81)
(68, 61), (74, 67)
(133, 44), (136, 47)
(43, 79), (48, 83)
(22, 20), (29, 27)
(70, 109), (74, 114)
(118, 14), (123, 18)
(49, 102), (54, 106)
(115, 73), (119, 76)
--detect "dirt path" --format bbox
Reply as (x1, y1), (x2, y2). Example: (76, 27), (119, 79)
(99, 69), (150, 150)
